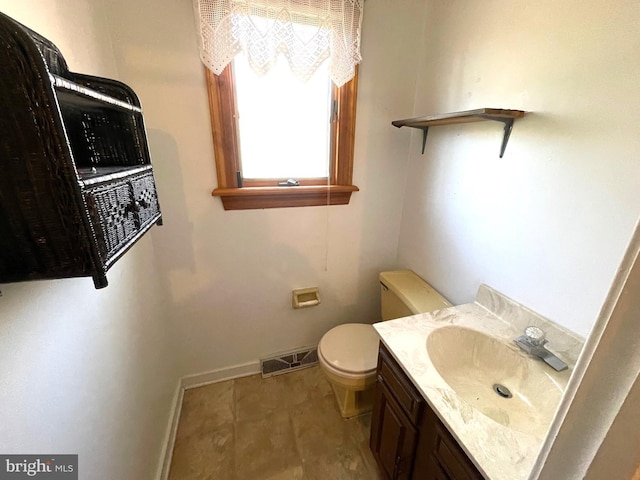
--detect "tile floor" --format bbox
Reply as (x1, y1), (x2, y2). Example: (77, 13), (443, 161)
(168, 365), (383, 480)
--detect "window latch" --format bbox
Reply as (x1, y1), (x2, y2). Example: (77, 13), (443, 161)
(278, 179), (299, 186)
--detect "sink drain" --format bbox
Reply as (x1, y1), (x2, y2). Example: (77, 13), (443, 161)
(493, 384), (513, 399)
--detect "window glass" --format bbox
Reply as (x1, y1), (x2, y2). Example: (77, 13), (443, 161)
(234, 52), (332, 180)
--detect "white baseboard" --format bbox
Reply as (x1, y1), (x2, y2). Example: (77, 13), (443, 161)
(181, 360), (261, 390)
(156, 361), (261, 480)
(156, 381), (184, 480)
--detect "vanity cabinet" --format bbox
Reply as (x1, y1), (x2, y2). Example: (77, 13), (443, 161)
(412, 407), (484, 480)
(0, 13), (162, 289)
(370, 344), (484, 480)
(370, 343), (422, 479)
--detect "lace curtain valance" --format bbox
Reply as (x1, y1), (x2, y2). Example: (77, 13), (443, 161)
(193, 0), (363, 87)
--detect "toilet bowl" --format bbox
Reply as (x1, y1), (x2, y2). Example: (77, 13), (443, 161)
(317, 323), (379, 418)
(318, 270), (451, 418)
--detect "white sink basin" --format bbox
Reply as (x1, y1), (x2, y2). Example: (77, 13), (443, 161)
(426, 326), (565, 436)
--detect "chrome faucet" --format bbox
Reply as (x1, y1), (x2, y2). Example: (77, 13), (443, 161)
(514, 326), (568, 372)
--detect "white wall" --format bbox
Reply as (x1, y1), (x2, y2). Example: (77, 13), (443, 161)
(8, 0), (635, 476)
(102, 0), (426, 377)
(0, 2), (178, 479)
(533, 221), (640, 479)
(397, 0), (640, 337)
(586, 373), (640, 479)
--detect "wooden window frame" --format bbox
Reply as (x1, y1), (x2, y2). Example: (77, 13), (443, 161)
(207, 63), (359, 210)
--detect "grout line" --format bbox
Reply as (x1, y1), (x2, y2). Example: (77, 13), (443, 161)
(288, 401), (306, 477)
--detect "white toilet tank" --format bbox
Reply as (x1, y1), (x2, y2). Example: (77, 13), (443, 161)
(379, 270), (451, 320)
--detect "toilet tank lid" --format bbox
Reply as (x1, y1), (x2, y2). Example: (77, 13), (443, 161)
(379, 270), (452, 314)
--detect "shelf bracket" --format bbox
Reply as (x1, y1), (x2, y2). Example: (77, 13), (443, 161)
(415, 119), (514, 157)
(497, 118), (515, 158)
(419, 127), (429, 154)
(392, 109), (525, 158)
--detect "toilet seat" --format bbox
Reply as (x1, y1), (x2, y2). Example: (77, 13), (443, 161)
(318, 323), (380, 377)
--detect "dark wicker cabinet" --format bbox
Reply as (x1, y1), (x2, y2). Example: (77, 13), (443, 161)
(0, 12), (162, 289)
(370, 344), (484, 480)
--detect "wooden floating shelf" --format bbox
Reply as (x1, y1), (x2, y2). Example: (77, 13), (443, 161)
(392, 108), (526, 158)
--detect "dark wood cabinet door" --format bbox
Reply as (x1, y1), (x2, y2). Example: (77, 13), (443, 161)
(412, 402), (484, 480)
(370, 344), (484, 480)
(370, 377), (418, 480)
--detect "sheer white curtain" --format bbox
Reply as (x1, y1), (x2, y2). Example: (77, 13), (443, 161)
(193, 0), (363, 86)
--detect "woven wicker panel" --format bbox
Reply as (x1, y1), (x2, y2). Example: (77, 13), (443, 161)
(85, 180), (137, 261)
(0, 12), (161, 288)
(70, 73), (142, 107)
(131, 173), (160, 227)
(21, 25), (69, 76)
(0, 17), (96, 281)
(58, 103), (147, 168)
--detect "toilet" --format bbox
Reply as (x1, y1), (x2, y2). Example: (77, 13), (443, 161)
(317, 269), (451, 418)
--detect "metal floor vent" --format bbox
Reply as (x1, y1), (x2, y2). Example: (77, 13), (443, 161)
(261, 346), (318, 378)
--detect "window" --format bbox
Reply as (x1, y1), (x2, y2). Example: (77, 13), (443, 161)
(206, 61), (359, 210)
(235, 53), (331, 181)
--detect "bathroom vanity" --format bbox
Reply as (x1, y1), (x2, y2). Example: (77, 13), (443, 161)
(370, 343), (482, 480)
(369, 284), (584, 480)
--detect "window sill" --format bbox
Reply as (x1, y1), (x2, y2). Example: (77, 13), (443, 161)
(212, 184), (359, 210)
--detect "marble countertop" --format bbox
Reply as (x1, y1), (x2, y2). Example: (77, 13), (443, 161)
(373, 284), (583, 480)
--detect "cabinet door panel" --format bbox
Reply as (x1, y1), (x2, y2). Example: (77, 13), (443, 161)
(371, 378), (417, 480)
(130, 173), (160, 227)
(371, 344), (484, 480)
(378, 346), (423, 423)
(431, 458), (452, 480)
(433, 423), (484, 480)
(85, 180), (136, 260)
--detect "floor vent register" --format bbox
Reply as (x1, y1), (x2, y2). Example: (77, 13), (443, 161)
(261, 346), (318, 378)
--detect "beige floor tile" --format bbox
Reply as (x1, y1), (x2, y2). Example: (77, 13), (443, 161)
(168, 422), (234, 480)
(168, 366), (382, 479)
(290, 391), (381, 479)
(291, 391), (362, 459)
(235, 410), (303, 480)
(169, 380), (237, 480)
(178, 379), (235, 437)
(235, 374), (286, 422)
(301, 446), (377, 480)
(352, 412), (372, 443)
(352, 414), (383, 479)
(277, 365), (333, 408)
